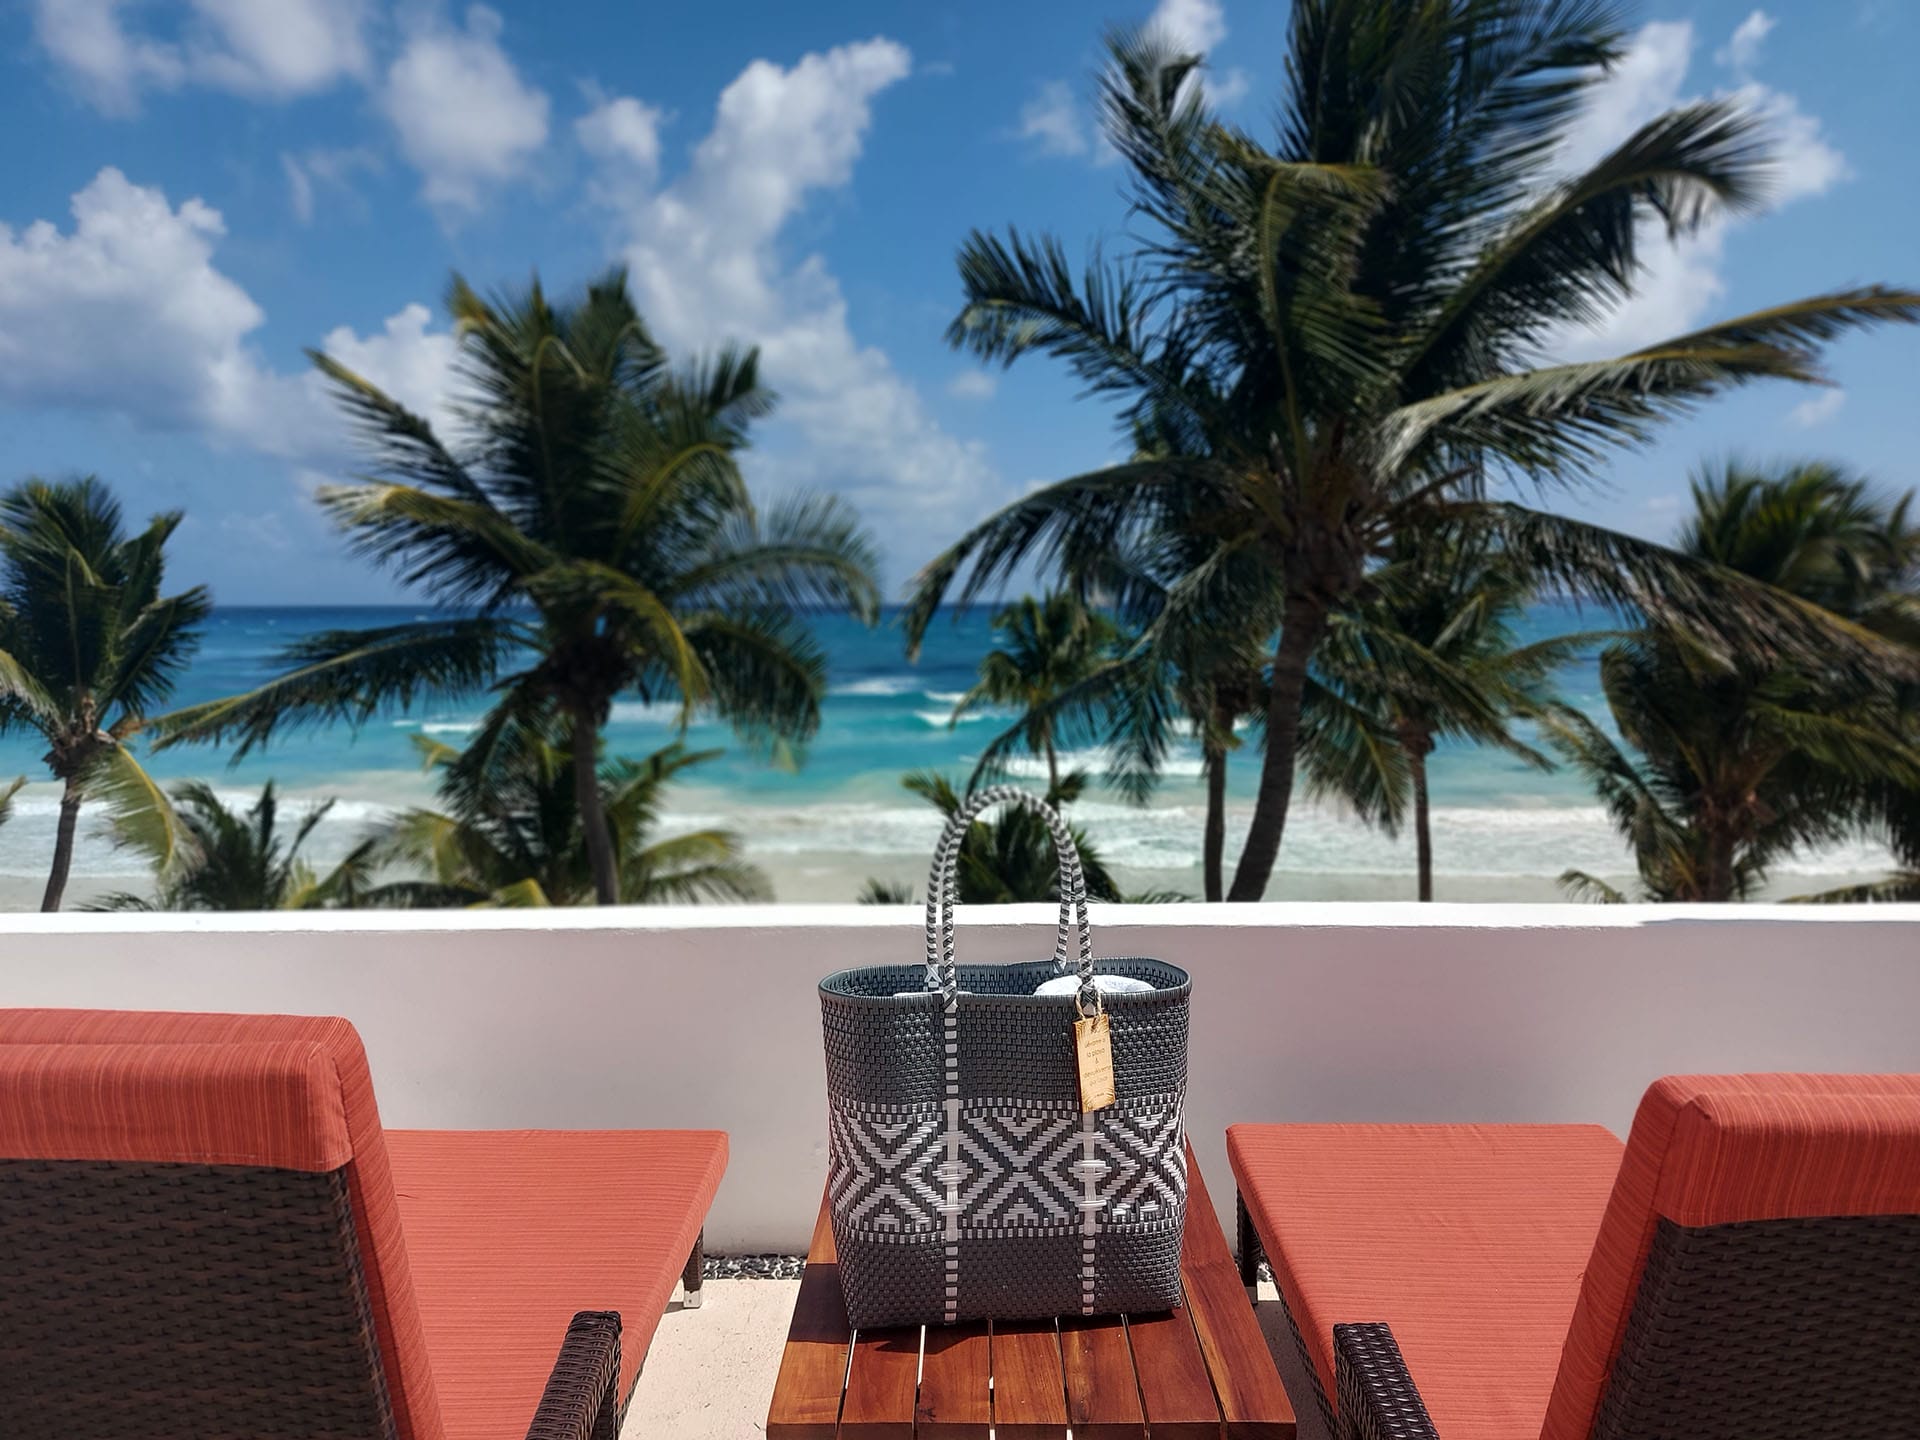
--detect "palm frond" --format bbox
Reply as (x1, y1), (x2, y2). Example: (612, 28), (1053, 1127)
(90, 746), (192, 877)
(149, 617), (529, 757)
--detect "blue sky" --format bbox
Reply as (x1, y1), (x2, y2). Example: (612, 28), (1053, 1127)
(1, 0), (1914, 604)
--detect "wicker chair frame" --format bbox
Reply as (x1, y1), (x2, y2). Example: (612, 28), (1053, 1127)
(0, 1157), (627, 1440)
(1240, 1192), (1920, 1440)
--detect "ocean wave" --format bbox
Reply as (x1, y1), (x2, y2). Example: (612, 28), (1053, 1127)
(607, 700), (680, 724)
(993, 747), (1208, 780)
(832, 677), (918, 697)
(923, 690), (970, 705)
(919, 709), (1005, 728)
(657, 794), (1899, 881)
(419, 721), (482, 736)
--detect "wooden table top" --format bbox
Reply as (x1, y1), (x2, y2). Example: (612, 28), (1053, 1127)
(766, 1144), (1295, 1439)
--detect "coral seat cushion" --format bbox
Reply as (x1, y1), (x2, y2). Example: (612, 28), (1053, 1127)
(386, 1127), (727, 1440)
(1541, 1073), (1920, 1440)
(1229, 1123), (1623, 1440)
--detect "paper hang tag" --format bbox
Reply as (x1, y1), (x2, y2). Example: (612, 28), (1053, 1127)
(1074, 1012), (1116, 1112)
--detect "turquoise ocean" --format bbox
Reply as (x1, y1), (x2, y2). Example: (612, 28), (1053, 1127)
(0, 604), (1893, 900)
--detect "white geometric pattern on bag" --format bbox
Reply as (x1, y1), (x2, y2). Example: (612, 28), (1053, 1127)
(828, 1093), (1183, 1237)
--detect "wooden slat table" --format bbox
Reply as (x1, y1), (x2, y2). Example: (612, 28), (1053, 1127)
(767, 1146), (1295, 1439)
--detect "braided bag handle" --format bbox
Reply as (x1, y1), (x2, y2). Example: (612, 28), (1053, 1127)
(922, 784), (1097, 1018)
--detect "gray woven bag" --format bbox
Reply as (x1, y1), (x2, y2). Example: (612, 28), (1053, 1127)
(818, 785), (1191, 1328)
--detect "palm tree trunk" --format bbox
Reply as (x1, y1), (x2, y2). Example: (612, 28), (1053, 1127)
(1703, 826), (1737, 903)
(1228, 592), (1330, 902)
(1409, 736), (1434, 903)
(572, 717), (619, 906)
(1203, 740), (1227, 903)
(1045, 737), (1060, 800)
(41, 775), (83, 913)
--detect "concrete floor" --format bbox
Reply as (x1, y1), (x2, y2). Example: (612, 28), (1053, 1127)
(624, 1275), (1307, 1437)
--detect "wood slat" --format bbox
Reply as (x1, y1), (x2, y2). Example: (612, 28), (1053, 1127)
(1059, 1314), (1146, 1439)
(1183, 1148), (1297, 1438)
(766, 1199), (853, 1440)
(840, 1324), (922, 1440)
(1127, 1251), (1224, 1440)
(916, 1323), (992, 1439)
(991, 1319), (1069, 1439)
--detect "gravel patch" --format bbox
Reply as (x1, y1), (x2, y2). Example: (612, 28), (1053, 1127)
(706, 1253), (805, 1280)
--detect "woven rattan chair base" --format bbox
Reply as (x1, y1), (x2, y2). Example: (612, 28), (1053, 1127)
(0, 1157), (398, 1440)
(1274, 1210), (1920, 1440)
(1592, 1212), (1920, 1440)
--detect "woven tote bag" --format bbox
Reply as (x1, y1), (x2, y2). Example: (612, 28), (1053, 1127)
(819, 785), (1191, 1328)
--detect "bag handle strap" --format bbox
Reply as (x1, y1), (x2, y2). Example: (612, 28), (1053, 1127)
(922, 784), (1096, 1018)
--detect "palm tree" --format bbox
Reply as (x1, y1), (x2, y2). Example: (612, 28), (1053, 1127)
(959, 465), (1280, 900)
(906, 7), (1920, 900)
(154, 270), (878, 904)
(0, 477), (207, 910)
(0, 776), (23, 830)
(1311, 530), (1602, 899)
(372, 735), (767, 907)
(1552, 461), (1920, 902)
(951, 592), (1121, 794)
(896, 771), (1124, 904)
(91, 782), (373, 911)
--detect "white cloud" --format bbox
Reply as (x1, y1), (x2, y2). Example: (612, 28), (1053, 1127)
(1558, 20), (1695, 172)
(577, 93), (665, 179)
(586, 39), (1003, 573)
(1788, 388), (1846, 428)
(0, 167), (263, 427)
(381, 4), (550, 212)
(1017, 81), (1090, 157)
(947, 370), (999, 401)
(1716, 10), (1776, 75)
(1552, 17), (1847, 360)
(282, 146), (383, 224)
(1016, 0), (1240, 162)
(31, 0), (369, 113)
(1147, 0), (1227, 54)
(0, 167), (455, 462)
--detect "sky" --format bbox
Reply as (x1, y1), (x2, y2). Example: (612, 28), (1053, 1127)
(0, 0), (1914, 605)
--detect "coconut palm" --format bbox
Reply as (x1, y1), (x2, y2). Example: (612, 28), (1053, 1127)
(91, 782), (373, 912)
(896, 771), (1124, 904)
(0, 477), (207, 909)
(1553, 461), (1920, 902)
(951, 592), (1121, 794)
(907, 6), (1920, 900)
(1312, 529), (1603, 899)
(371, 735), (767, 908)
(0, 776), (23, 829)
(154, 270), (878, 904)
(959, 457), (1280, 900)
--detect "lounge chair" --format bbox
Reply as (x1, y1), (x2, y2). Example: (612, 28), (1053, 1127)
(1229, 1074), (1920, 1440)
(0, 1008), (727, 1440)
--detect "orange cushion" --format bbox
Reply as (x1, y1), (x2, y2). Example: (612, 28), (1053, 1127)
(1542, 1074), (1920, 1440)
(1229, 1123), (1622, 1440)
(386, 1127), (727, 1440)
(0, 1040), (350, 1169)
(0, 1009), (444, 1440)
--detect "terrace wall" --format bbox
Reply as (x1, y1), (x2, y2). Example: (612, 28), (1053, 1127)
(4, 903), (1918, 1251)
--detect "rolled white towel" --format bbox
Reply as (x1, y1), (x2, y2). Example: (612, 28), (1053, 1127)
(1032, 972), (1155, 999)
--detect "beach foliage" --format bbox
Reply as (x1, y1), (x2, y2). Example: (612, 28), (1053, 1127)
(90, 781), (373, 912)
(368, 733), (767, 907)
(951, 591), (1122, 795)
(0, 477), (208, 909)
(1553, 461), (1920, 901)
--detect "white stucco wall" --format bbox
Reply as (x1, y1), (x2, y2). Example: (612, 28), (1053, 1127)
(3, 903), (1917, 1251)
